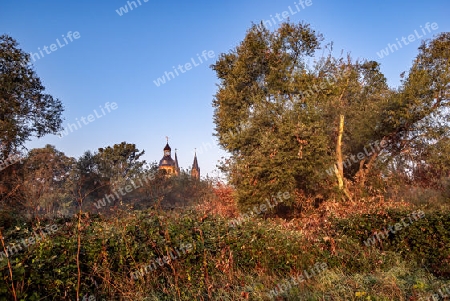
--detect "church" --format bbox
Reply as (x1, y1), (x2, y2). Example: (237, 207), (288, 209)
(158, 139), (200, 179)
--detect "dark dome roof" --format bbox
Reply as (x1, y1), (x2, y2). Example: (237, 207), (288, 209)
(164, 143), (171, 151)
(159, 155), (175, 167)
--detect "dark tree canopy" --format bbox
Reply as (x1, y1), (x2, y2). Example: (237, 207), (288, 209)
(95, 141), (146, 185)
(0, 34), (64, 159)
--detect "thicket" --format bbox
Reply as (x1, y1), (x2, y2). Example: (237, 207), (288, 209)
(1, 197), (449, 300)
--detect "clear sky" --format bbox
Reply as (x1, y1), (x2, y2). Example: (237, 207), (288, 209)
(1, 0), (448, 178)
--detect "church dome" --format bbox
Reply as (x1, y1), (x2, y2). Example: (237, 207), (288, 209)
(159, 156), (175, 167)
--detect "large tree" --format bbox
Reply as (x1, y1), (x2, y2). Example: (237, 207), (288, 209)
(0, 34), (63, 159)
(376, 32), (450, 188)
(212, 22), (331, 211)
(212, 22), (449, 211)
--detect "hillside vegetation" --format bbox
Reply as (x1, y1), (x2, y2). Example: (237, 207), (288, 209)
(1, 181), (450, 300)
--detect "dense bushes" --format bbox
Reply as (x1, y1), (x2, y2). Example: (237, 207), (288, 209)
(331, 209), (450, 277)
(1, 205), (450, 300)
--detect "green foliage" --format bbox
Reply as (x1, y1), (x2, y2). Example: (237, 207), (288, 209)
(21, 145), (75, 218)
(212, 23), (450, 209)
(212, 22), (333, 210)
(65, 142), (147, 213)
(0, 35), (63, 159)
(1, 205), (450, 300)
(332, 209), (450, 277)
(95, 141), (146, 188)
(377, 32), (450, 189)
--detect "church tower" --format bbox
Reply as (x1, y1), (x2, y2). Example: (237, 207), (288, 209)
(158, 138), (179, 176)
(174, 149), (180, 175)
(191, 151), (200, 180)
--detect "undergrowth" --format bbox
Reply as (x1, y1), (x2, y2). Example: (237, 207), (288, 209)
(1, 201), (449, 300)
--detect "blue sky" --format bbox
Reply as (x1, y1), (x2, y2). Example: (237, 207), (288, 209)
(1, 0), (448, 178)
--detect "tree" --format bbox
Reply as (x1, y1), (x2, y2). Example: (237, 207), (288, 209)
(0, 35), (63, 159)
(21, 144), (75, 219)
(213, 21), (450, 212)
(314, 56), (391, 197)
(212, 22), (330, 211)
(377, 33), (450, 189)
(95, 141), (146, 189)
(71, 150), (111, 209)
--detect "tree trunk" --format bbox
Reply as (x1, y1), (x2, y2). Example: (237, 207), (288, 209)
(335, 114), (345, 190)
(356, 148), (379, 187)
(334, 114), (352, 201)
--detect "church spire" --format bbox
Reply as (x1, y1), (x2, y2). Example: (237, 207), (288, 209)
(174, 148), (180, 175)
(163, 136), (171, 156)
(191, 149), (200, 180)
